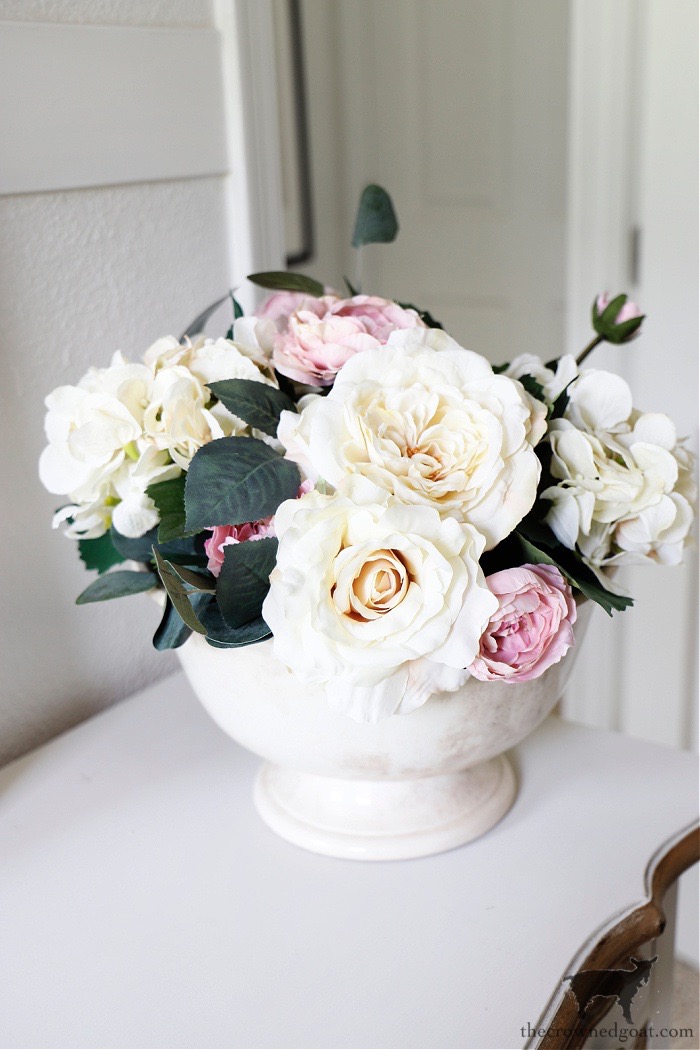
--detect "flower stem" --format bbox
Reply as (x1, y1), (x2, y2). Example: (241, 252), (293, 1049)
(576, 334), (604, 366)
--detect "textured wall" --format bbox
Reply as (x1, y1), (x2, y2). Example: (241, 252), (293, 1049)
(0, 176), (230, 765)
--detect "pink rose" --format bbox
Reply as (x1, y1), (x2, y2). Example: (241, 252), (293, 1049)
(272, 295), (426, 386)
(468, 564), (577, 683)
(205, 519), (276, 576)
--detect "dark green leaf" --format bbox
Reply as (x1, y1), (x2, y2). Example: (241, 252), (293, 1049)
(231, 291), (244, 320)
(200, 602), (272, 648)
(169, 563), (216, 592)
(185, 436), (300, 531)
(78, 532), (125, 575)
(550, 386), (571, 420)
(209, 379), (297, 437)
(110, 524), (208, 568)
(152, 548), (208, 634)
(343, 275), (359, 296)
(146, 476), (196, 543)
(514, 532), (633, 616)
(517, 373), (547, 404)
(352, 184), (399, 247)
(492, 362), (509, 374)
(180, 294), (230, 341)
(153, 593), (212, 650)
(247, 271), (324, 297)
(76, 570), (157, 604)
(216, 537), (278, 629)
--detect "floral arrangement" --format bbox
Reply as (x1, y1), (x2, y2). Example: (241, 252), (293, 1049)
(40, 187), (695, 722)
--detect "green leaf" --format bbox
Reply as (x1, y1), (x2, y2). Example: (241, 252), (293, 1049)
(200, 602), (272, 648)
(146, 476), (195, 543)
(352, 184), (399, 247)
(492, 362), (509, 374)
(208, 379), (297, 437)
(216, 537), (278, 629)
(168, 563), (215, 592)
(152, 548), (208, 634)
(76, 570), (157, 604)
(514, 531), (633, 616)
(247, 271), (324, 297)
(180, 294), (230, 341)
(153, 593), (212, 650)
(343, 275), (359, 296)
(231, 291), (244, 320)
(185, 436), (301, 531)
(110, 525), (208, 568)
(78, 532), (125, 575)
(516, 373), (547, 404)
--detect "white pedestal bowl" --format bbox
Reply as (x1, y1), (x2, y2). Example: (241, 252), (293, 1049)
(176, 603), (591, 861)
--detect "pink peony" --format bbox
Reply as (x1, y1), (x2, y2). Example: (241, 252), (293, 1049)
(595, 292), (642, 325)
(272, 294), (425, 386)
(468, 564), (577, 683)
(255, 291), (333, 333)
(328, 295), (424, 343)
(204, 519), (276, 576)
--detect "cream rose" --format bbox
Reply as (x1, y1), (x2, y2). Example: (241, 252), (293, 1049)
(277, 328), (547, 549)
(262, 479), (498, 722)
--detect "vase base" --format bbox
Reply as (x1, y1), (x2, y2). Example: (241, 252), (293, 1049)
(253, 755), (517, 861)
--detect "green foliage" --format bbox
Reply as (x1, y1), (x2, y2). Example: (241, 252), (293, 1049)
(109, 524), (207, 568)
(216, 537), (278, 629)
(247, 271), (324, 297)
(209, 379), (297, 438)
(151, 548), (209, 634)
(352, 184), (399, 247)
(516, 373), (547, 405)
(199, 602), (272, 649)
(76, 570), (157, 604)
(180, 294), (231, 341)
(78, 532), (124, 574)
(514, 525), (634, 616)
(146, 476), (194, 543)
(184, 436), (300, 532)
(152, 593), (212, 651)
(397, 301), (444, 330)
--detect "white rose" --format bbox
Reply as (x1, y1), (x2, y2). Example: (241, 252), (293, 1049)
(276, 328), (547, 549)
(505, 353), (578, 403)
(262, 480), (498, 722)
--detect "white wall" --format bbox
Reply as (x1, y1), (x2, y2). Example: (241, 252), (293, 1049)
(0, 1), (235, 764)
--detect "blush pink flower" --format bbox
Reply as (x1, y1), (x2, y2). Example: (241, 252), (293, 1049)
(468, 563), (577, 683)
(204, 519), (276, 576)
(255, 292), (332, 332)
(272, 295), (426, 386)
(204, 481), (314, 576)
(595, 292), (642, 325)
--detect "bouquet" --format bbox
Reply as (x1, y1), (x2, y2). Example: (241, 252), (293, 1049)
(39, 187), (695, 723)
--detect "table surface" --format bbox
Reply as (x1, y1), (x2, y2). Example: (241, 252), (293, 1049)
(0, 671), (697, 1050)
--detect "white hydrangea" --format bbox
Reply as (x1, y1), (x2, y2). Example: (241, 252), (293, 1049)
(541, 370), (695, 567)
(40, 328), (274, 539)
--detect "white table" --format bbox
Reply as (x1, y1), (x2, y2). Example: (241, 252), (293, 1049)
(0, 672), (697, 1049)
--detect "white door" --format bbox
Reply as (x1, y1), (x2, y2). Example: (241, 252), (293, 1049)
(291, 0), (697, 749)
(294, 0), (570, 364)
